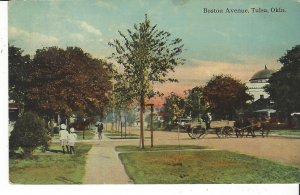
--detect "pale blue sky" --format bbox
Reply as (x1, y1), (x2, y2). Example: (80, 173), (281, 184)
(8, 0), (300, 93)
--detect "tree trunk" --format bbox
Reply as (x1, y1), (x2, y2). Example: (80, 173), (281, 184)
(121, 121), (123, 138)
(67, 116), (70, 132)
(150, 105), (154, 148)
(140, 96), (145, 149)
(125, 115), (127, 138)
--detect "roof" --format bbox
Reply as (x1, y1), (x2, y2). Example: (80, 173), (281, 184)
(254, 109), (276, 113)
(250, 65), (276, 82)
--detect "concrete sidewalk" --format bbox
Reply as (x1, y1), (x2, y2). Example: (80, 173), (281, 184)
(82, 134), (133, 184)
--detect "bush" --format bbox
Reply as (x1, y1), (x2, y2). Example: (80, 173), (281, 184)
(9, 112), (50, 157)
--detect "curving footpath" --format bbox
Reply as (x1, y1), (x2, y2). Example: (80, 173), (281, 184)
(82, 134), (134, 184)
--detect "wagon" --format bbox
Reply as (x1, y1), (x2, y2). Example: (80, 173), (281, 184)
(185, 119), (236, 139)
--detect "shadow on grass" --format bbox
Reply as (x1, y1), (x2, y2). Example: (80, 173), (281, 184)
(55, 176), (81, 184)
(47, 149), (63, 153)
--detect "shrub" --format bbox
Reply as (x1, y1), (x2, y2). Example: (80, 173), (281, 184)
(9, 112), (50, 157)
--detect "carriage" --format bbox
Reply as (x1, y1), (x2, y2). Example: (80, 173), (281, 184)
(185, 119), (236, 139)
(185, 119), (270, 139)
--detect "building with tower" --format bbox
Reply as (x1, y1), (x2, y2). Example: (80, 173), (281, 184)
(246, 65), (277, 102)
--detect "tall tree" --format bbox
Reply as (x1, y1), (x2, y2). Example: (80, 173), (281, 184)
(202, 74), (252, 119)
(113, 72), (135, 114)
(27, 46), (112, 121)
(9, 45), (31, 103)
(184, 86), (206, 119)
(265, 45), (300, 113)
(109, 15), (184, 148)
(164, 92), (185, 125)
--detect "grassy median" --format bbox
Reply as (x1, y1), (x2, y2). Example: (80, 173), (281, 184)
(118, 146), (300, 184)
(269, 129), (300, 137)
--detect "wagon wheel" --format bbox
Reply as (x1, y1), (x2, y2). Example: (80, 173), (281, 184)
(188, 127), (206, 139)
(186, 127), (195, 139)
(187, 132), (196, 139)
(194, 127), (207, 139)
(187, 126), (197, 139)
(223, 126), (234, 138)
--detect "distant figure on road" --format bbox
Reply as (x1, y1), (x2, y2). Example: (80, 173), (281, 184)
(202, 112), (212, 129)
(96, 121), (104, 140)
(59, 124), (69, 154)
(68, 127), (77, 154)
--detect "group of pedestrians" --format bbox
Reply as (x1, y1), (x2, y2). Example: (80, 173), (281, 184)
(58, 124), (78, 154)
(58, 121), (104, 154)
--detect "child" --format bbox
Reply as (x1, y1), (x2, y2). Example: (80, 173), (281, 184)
(68, 127), (77, 154)
(59, 124), (69, 154)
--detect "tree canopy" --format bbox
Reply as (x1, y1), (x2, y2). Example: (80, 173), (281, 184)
(26, 46), (112, 118)
(164, 92), (185, 124)
(265, 45), (300, 113)
(109, 14), (185, 148)
(9, 45), (31, 103)
(184, 86), (206, 119)
(202, 74), (252, 119)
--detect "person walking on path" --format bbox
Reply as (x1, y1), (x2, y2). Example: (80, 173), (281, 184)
(68, 127), (77, 154)
(96, 121), (104, 140)
(59, 124), (69, 154)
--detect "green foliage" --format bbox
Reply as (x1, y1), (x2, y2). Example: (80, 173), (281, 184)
(202, 74), (252, 119)
(9, 112), (51, 157)
(9, 45), (31, 103)
(109, 14), (185, 147)
(109, 14), (185, 103)
(27, 46), (112, 117)
(265, 45), (300, 113)
(184, 86), (206, 119)
(164, 92), (185, 123)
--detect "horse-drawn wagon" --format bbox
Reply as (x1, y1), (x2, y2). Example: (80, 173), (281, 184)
(185, 119), (236, 139)
(185, 118), (270, 139)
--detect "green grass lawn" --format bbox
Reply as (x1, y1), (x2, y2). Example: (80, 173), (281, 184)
(118, 146), (300, 184)
(269, 129), (300, 136)
(105, 132), (141, 139)
(9, 143), (92, 184)
(116, 145), (209, 152)
(52, 129), (96, 140)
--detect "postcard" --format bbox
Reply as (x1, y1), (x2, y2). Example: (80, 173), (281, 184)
(2, 0), (300, 194)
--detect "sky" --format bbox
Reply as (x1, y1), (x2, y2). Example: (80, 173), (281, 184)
(7, 0), (300, 105)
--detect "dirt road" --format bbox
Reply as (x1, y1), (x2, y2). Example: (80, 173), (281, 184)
(146, 129), (300, 167)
